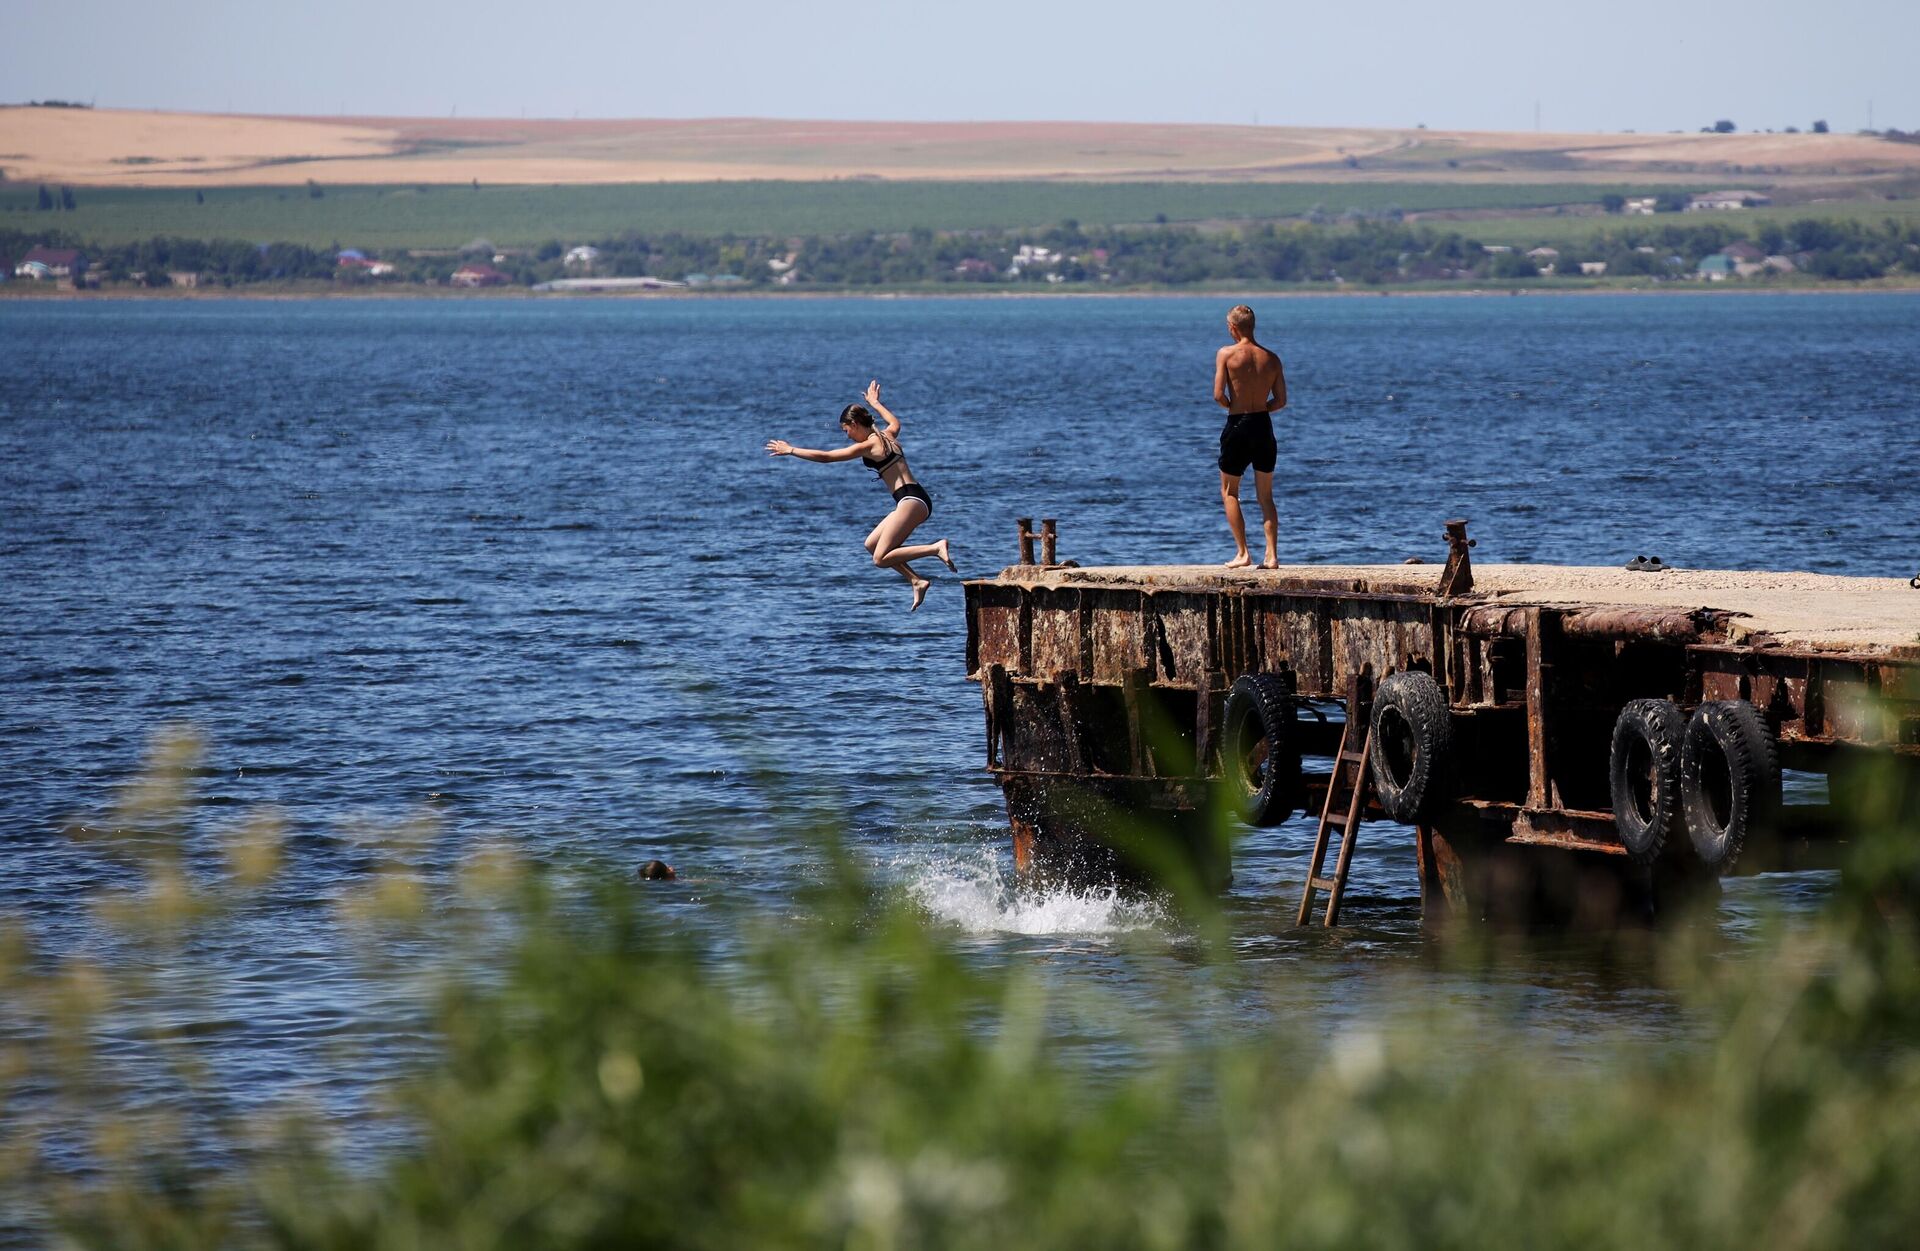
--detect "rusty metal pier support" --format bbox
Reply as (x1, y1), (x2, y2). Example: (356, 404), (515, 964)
(965, 518), (1920, 926)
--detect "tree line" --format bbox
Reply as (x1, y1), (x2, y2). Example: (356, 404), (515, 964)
(5, 215), (1918, 289)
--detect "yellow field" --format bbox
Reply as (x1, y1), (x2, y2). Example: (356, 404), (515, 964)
(6, 107), (1920, 187)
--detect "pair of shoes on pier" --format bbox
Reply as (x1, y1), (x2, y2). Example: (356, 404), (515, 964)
(1623, 555), (1669, 573)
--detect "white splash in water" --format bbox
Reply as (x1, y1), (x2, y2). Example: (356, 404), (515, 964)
(901, 852), (1169, 938)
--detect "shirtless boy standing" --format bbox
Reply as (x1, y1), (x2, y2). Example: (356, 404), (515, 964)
(1212, 304), (1288, 569)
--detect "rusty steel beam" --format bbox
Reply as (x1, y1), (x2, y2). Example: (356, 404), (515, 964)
(1508, 807), (1628, 855)
(1524, 608), (1552, 810)
(1459, 604), (1722, 642)
(1559, 607), (1721, 641)
(1450, 800), (1626, 854)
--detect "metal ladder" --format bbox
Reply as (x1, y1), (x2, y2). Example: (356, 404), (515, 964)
(1297, 679), (1373, 928)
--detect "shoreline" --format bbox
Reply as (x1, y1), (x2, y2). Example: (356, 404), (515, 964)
(6, 279), (1920, 303)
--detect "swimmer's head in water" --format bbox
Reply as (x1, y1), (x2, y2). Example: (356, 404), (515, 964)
(839, 403), (875, 437)
(638, 859), (677, 881)
(1228, 304), (1256, 337)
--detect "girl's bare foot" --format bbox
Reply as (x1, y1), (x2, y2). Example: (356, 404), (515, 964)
(1260, 555), (1281, 570)
(910, 578), (930, 611)
(937, 539), (957, 573)
(1224, 552), (1253, 569)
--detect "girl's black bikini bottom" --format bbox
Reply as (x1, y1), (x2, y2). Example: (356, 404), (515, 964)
(892, 482), (933, 517)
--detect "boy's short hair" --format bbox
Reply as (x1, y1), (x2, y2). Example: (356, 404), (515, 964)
(1228, 304), (1256, 334)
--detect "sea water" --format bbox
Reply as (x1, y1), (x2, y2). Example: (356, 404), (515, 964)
(3, 292), (1917, 1127)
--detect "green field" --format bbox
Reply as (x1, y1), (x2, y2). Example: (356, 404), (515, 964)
(0, 180), (1693, 248)
(1457, 197), (1920, 247)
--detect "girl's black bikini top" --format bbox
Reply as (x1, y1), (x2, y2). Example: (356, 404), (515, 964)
(862, 433), (903, 475)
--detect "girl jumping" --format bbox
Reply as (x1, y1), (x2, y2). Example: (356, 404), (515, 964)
(766, 381), (956, 611)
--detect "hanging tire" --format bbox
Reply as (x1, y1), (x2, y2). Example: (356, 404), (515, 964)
(1680, 700), (1780, 873)
(1609, 699), (1687, 866)
(1368, 671), (1452, 824)
(1221, 673), (1301, 827)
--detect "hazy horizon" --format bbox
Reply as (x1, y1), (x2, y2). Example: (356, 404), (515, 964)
(2, 0), (1913, 136)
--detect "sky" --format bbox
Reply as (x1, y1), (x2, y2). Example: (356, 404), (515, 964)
(2, 0), (1913, 134)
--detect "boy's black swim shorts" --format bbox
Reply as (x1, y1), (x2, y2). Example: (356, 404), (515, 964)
(1218, 411), (1277, 476)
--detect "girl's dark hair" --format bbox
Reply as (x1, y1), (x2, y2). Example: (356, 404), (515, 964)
(839, 404), (875, 429)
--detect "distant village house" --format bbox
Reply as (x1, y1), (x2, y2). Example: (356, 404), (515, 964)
(563, 245), (601, 270)
(450, 262), (510, 288)
(1695, 254), (1736, 281)
(531, 276), (686, 292)
(1008, 244), (1062, 276)
(767, 254), (801, 286)
(1686, 190), (1771, 212)
(337, 250), (396, 277)
(14, 246), (87, 281)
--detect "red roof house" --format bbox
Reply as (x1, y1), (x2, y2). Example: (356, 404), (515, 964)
(450, 262), (509, 288)
(15, 246), (87, 280)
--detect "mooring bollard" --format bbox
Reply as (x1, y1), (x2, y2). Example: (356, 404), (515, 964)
(1017, 517), (1066, 567)
(1439, 518), (1476, 596)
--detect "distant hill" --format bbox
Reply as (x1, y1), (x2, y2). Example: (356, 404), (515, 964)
(6, 108), (1920, 188)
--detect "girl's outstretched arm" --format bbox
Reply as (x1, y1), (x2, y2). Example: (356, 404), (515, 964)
(767, 437), (874, 463)
(865, 380), (901, 435)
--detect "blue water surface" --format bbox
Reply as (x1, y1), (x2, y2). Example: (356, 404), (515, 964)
(2, 292), (1917, 1136)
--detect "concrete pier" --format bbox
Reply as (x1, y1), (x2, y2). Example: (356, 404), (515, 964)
(964, 522), (1920, 923)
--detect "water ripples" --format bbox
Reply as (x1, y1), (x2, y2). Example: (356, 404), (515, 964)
(1, 292), (1916, 1129)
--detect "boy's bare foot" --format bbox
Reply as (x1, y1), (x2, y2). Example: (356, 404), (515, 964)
(910, 578), (930, 611)
(1261, 553), (1280, 570)
(1224, 552), (1253, 569)
(937, 539), (957, 573)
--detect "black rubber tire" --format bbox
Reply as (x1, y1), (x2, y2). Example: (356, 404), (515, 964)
(1680, 700), (1781, 873)
(1221, 673), (1301, 827)
(1368, 671), (1452, 824)
(1609, 699), (1687, 866)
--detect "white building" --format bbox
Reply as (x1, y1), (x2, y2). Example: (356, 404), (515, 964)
(1686, 190), (1771, 212)
(564, 246), (602, 269)
(1008, 244), (1063, 275)
(531, 276), (687, 292)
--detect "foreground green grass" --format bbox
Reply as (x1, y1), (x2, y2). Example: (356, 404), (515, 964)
(0, 181), (1690, 248)
(6, 730), (1920, 1249)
